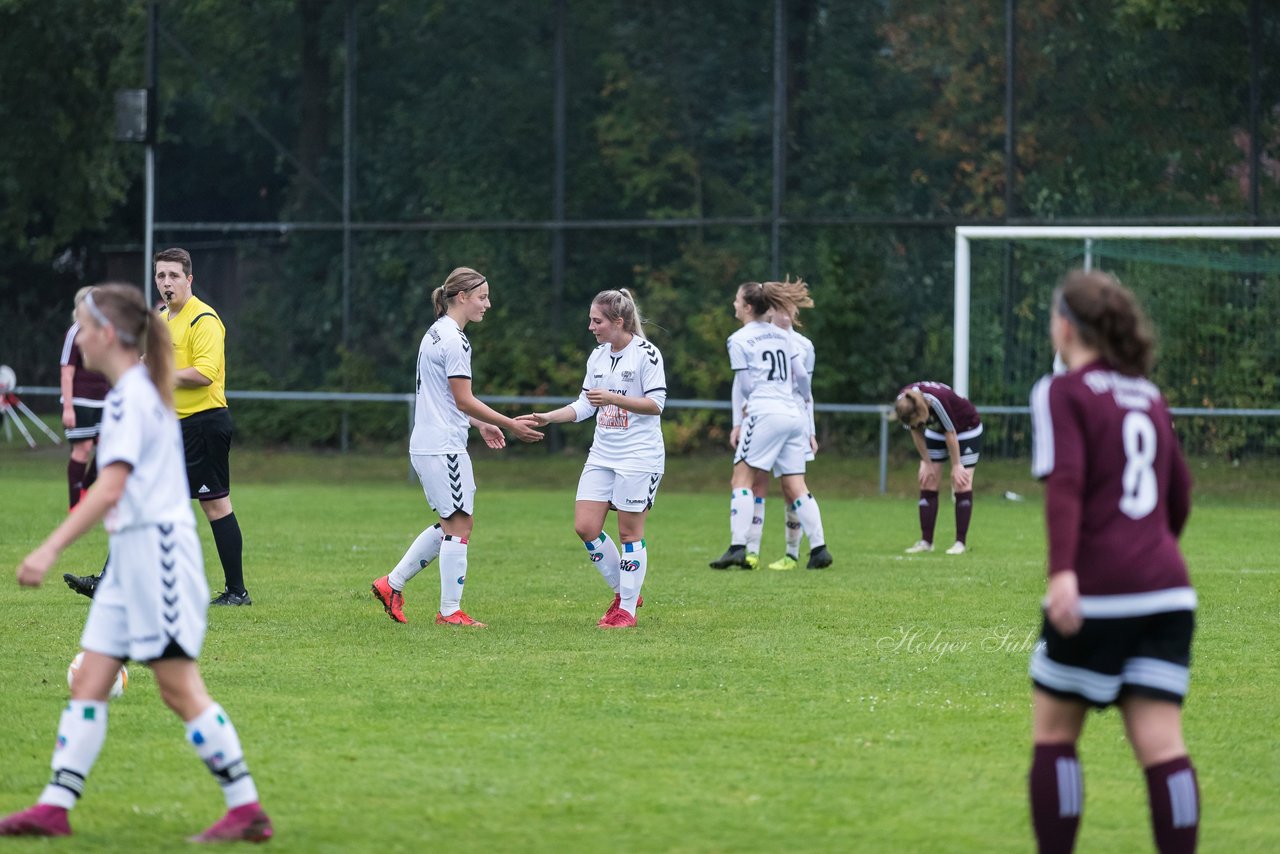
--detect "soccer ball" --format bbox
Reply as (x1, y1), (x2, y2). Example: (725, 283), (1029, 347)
(67, 652), (128, 699)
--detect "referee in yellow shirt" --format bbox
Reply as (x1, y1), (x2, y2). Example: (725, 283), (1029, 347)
(154, 247), (251, 606)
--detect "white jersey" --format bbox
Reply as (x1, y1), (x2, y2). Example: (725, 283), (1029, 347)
(568, 336), (667, 473)
(728, 320), (798, 416)
(790, 329), (816, 434)
(96, 365), (197, 534)
(410, 315), (473, 455)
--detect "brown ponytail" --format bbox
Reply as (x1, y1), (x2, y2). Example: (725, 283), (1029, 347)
(1055, 269), (1155, 377)
(739, 276), (814, 320)
(433, 267), (488, 318)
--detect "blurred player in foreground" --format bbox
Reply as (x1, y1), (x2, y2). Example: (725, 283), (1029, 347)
(1027, 269), (1198, 854)
(2, 284), (272, 842)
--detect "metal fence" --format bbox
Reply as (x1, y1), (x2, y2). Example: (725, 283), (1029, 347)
(12, 387), (1278, 493)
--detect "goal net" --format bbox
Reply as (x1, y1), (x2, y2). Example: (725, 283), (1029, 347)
(953, 226), (1280, 458)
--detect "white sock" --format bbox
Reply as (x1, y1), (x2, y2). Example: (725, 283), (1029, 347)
(584, 531), (621, 593)
(729, 488), (753, 546)
(792, 493), (826, 549)
(388, 524), (444, 590)
(618, 539), (647, 615)
(185, 702), (259, 809)
(439, 536), (468, 616)
(784, 506), (803, 558)
(38, 700), (109, 809)
(745, 497), (765, 554)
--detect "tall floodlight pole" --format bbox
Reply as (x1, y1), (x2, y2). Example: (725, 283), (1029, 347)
(144, 1), (158, 282)
(770, 0), (787, 279)
(115, 3), (158, 283)
(341, 0), (357, 453)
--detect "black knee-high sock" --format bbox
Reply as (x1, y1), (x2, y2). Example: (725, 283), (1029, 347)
(84, 453), (98, 489)
(210, 513), (246, 595)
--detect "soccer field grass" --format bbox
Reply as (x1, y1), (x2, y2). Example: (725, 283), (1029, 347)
(1, 449), (1277, 852)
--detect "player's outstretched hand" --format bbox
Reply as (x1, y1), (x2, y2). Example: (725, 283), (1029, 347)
(17, 544), (57, 587)
(517, 412), (552, 427)
(475, 421), (506, 449)
(1045, 571), (1083, 637)
(509, 419), (545, 444)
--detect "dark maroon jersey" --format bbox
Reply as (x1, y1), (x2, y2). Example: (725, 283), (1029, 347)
(896, 380), (981, 433)
(61, 323), (110, 403)
(1030, 361), (1192, 603)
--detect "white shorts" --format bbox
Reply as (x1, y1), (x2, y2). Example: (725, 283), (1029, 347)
(81, 523), (209, 662)
(734, 411), (808, 476)
(412, 452), (476, 518)
(576, 464), (662, 512)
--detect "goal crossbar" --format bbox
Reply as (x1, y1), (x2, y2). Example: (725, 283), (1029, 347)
(952, 225), (1280, 397)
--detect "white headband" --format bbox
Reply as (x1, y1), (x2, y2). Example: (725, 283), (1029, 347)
(83, 290), (137, 346)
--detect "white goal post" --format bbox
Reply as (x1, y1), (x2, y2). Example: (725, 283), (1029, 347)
(952, 225), (1280, 398)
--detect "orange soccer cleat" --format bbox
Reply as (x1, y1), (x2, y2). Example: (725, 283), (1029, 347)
(371, 576), (407, 623)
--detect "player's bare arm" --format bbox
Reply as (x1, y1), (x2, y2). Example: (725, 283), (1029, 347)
(517, 404), (576, 427)
(60, 365), (76, 428)
(17, 464), (130, 586)
(449, 376), (543, 443)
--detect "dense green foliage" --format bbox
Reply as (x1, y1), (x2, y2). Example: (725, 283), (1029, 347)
(2, 1), (1277, 454)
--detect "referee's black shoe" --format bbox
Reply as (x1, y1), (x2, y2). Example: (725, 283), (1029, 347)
(211, 589), (253, 606)
(806, 546), (834, 570)
(63, 573), (100, 599)
(709, 545), (750, 570)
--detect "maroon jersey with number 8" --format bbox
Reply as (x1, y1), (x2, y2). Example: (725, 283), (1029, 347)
(1030, 361), (1191, 597)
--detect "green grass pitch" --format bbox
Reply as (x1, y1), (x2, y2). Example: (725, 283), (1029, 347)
(1, 448), (1277, 852)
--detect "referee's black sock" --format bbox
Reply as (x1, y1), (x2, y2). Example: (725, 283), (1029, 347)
(210, 513), (247, 595)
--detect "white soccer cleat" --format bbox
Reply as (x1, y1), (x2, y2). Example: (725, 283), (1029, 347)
(945, 542), (967, 555)
(904, 540), (933, 554)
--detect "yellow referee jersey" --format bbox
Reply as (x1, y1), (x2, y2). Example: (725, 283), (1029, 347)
(162, 295), (228, 418)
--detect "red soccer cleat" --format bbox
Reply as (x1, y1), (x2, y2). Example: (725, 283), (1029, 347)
(597, 608), (637, 629)
(189, 802), (273, 843)
(436, 610), (487, 627)
(0, 804), (72, 837)
(371, 576), (406, 623)
(602, 593), (644, 621)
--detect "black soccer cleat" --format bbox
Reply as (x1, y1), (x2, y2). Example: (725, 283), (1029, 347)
(709, 545), (751, 570)
(806, 546), (834, 570)
(210, 589), (253, 607)
(63, 573), (99, 599)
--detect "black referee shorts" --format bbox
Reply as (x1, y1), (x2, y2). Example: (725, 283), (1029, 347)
(181, 407), (234, 501)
